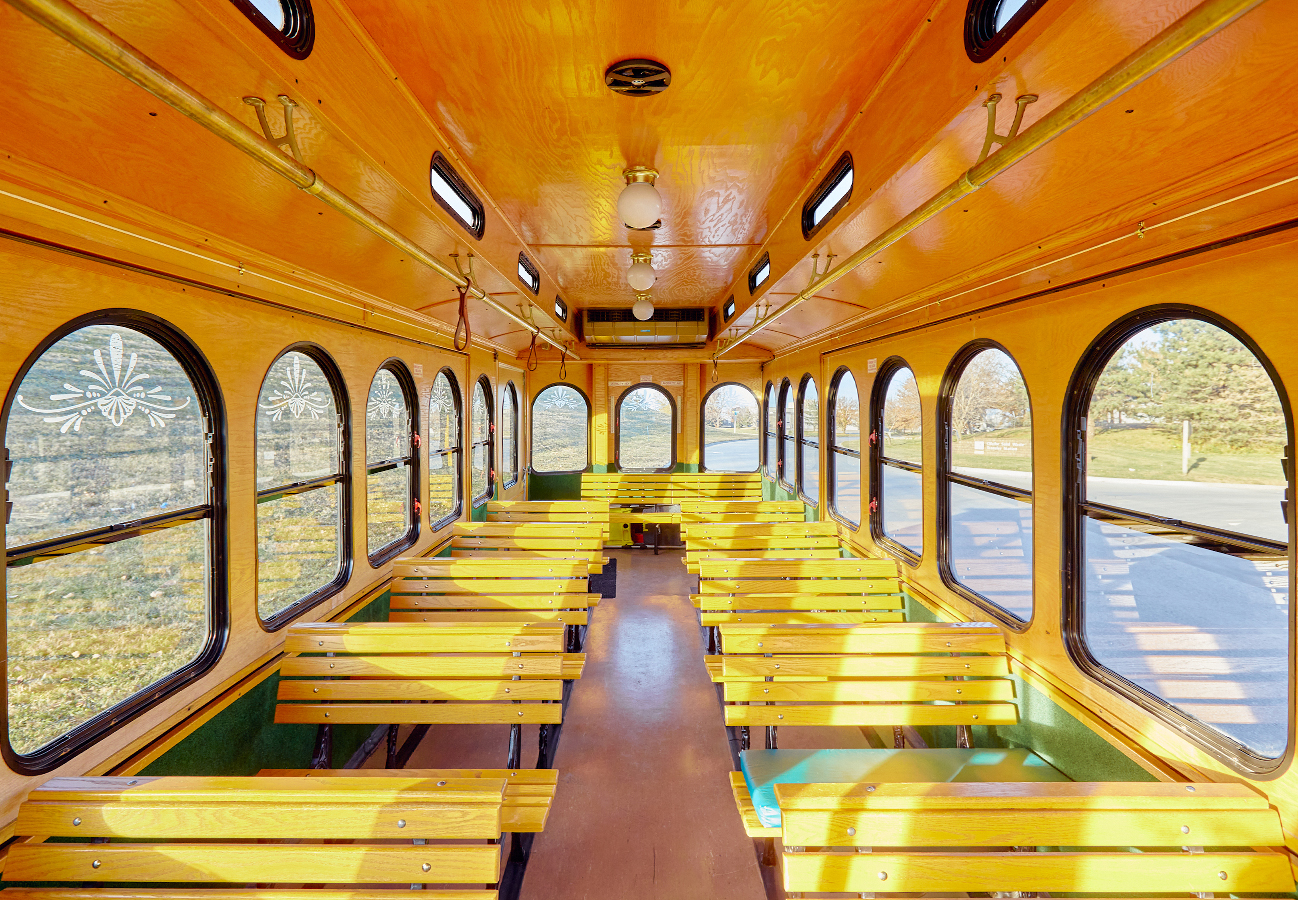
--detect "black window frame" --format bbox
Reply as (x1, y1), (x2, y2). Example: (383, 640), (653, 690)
(723, 296), (736, 321)
(554, 297), (568, 322)
(870, 357), (923, 566)
(615, 383), (678, 474)
(365, 359), (420, 568)
(229, 0), (314, 59)
(530, 383), (591, 476)
(700, 381), (760, 474)
(254, 343), (352, 631)
(470, 375), (495, 507)
(828, 365), (862, 528)
(797, 374), (820, 507)
(517, 253), (540, 295)
(1062, 305), (1294, 775)
(501, 380), (520, 490)
(429, 151), (485, 240)
(937, 341), (1034, 630)
(1, 309), (229, 775)
(763, 381), (777, 480)
(748, 252), (771, 295)
(965, 0), (1049, 63)
(427, 367), (463, 531)
(777, 377), (795, 492)
(802, 152), (854, 240)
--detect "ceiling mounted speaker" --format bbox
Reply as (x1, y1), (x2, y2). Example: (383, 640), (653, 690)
(605, 59), (671, 97)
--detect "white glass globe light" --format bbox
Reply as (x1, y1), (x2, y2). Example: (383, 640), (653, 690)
(632, 296), (655, 321)
(627, 260), (656, 291)
(618, 181), (662, 229)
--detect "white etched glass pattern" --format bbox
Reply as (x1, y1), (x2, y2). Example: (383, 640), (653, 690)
(882, 368), (922, 465)
(257, 485), (342, 620)
(471, 380), (490, 500)
(703, 384), (759, 473)
(256, 352), (338, 491)
(619, 387), (672, 471)
(782, 386), (795, 484)
(949, 482), (1033, 618)
(8, 326), (203, 546)
(7, 519), (210, 755)
(532, 385), (588, 473)
(764, 385), (777, 478)
(501, 384), (517, 485)
(366, 368), (408, 466)
(800, 379), (819, 500)
(428, 372), (460, 523)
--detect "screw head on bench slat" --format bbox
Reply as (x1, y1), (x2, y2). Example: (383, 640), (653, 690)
(1186, 785), (1196, 791)
(847, 827), (856, 836)
(92, 860), (101, 869)
(72, 817), (81, 826)
(878, 872), (887, 881)
(1182, 825), (1190, 834)
(423, 863), (432, 872)
(398, 819), (406, 828)
(866, 786), (876, 792)
(1219, 872), (1228, 880)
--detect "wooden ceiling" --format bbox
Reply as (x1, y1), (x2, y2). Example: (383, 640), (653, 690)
(345, 0), (935, 311)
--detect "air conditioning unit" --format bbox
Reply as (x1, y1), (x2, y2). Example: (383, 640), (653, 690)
(582, 307), (708, 347)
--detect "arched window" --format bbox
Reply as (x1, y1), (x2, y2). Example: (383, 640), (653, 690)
(365, 363), (417, 564)
(470, 376), (493, 505)
(501, 381), (519, 489)
(255, 346), (348, 626)
(778, 378), (795, 491)
(940, 345), (1032, 623)
(763, 382), (777, 478)
(532, 384), (589, 474)
(798, 375), (819, 504)
(1066, 312), (1290, 769)
(829, 367), (862, 526)
(702, 383), (759, 473)
(427, 369), (461, 528)
(4, 317), (225, 770)
(617, 385), (676, 473)
(871, 361), (923, 562)
(229, 0), (314, 59)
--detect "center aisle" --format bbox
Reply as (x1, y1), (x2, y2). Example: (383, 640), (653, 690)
(520, 549), (768, 899)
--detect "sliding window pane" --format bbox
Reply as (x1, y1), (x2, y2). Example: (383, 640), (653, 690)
(949, 481), (1033, 618)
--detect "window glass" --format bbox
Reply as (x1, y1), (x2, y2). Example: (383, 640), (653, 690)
(431, 167), (476, 227)
(427, 371), (461, 526)
(781, 380), (795, 488)
(702, 384), (758, 473)
(831, 369), (862, 525)
(365, 367), (413, 559)
(764, 383), (777, 479)
(250, 0), (286, 28)
(876, 365), (923, 558)
(618, 386), (673, 471)
(1079, 318), (1288, 759)
(256, 350), (343, 622)
(429, 153), (484, 238)
(532, 385), (588, 473)
(5, 324), (214, 758)
(799, 377), (819, 502)
(501, 382), (518, 488)
(946, 348), (1033, 620)
(995, 0), (1030, 30)
(470, 378), (492, 503)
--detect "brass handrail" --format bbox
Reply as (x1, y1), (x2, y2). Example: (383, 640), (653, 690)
(3, 0), (579, 359)
(716, 0), (1268, 357)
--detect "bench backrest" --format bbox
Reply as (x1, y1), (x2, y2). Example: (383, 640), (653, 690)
(713, 622), (1015, 729)
(677, 500), (805, 522)
(774, 780), (1293, 897)
(486, 500), (611, 529)
(3, 775), (505, 887)
(695, 557), (905, 624)
(582, 473), (762, 504)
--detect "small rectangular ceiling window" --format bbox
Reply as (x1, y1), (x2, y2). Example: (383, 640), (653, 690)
(518, 253), (540, 295)
(748, 253), (771, 294)
(802, 152), (854, 240)
(723, 296), (736, 321)
(554, 296), (568, 322)
(229, 0), (314, 59)
(429, 151), (484, 239)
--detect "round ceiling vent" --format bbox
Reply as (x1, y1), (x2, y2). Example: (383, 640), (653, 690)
(605, 59), (671, 97)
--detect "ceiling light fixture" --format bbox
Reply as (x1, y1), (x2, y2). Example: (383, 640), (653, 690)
(632, 291), (655, 321)
(618, 167), (662, 230)
(627, 251), (656, 291)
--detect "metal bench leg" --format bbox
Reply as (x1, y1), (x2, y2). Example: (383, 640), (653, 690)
(310, 723), (333, 769)
(765, 725), (778, 749)
(740, 726), (750, 751)
(507, 723), (522, 769)
(537, 724), (551, 769)
(893, 725), (905, 749)
(653, 523), (660, 555)
(385, 724), (400, 768)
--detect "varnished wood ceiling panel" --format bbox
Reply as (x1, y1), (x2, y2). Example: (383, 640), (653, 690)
(345, 0), (934, 308)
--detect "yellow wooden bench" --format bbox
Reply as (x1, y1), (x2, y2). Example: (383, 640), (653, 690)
(677, 499), (805, 523)
(2, 774), (507, 895)
(275, 620), (584, 769)
(712, 621), (1014, 752)
(485, 500), (611, 538)
(775, 780), (1295, 898)
(581, 474), (776, 550)
(683, 521), (842, 574)
(449, 521), (609, 571)
(391, 557), (595, 652)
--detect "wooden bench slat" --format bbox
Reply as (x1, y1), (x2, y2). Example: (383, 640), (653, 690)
(275, 703), (564, 725)
(699, 579), (901, 594)
(699, 558), (900, 577)
(773, 780), (1274, 809)
(24, 775), (505, 803)
(5, 845), (501, 884)
(695, 594), (905, 610)
(718, 655), (1010, 678)
(286, 631), (563, 655)
(389, 594), (596, 610)
(277, 680), (563, 701)
(390, 610), (589, 624)
(724, 702), (1018, 727)
(393, 559), (590, 576)
(0, 891), (495, 899)
(281, 655), (567, 678)
(700, 611), (906, 625)
(683, 522), (839, 536)
(723, 679), (1016, 702)
(456, 521), (606, 536)
(392, 578), (589, 593)
(718, 626), (1006, 654)
(451, 537), (604, 549)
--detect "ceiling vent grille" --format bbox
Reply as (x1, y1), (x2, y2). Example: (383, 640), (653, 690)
(583, 307), (708, 346)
